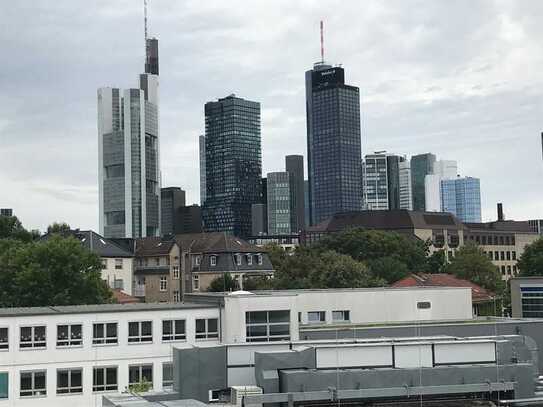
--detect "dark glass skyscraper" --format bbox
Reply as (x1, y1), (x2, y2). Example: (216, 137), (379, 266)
(202, 95), (262, 237)
(306, 64), (363, 225)
(285, 155), (305, 232)
(411, 153), (436, 211)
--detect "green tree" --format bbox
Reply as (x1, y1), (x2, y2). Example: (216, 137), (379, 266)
(442, 243), (503, 293)
(47, 222), (71, 235)
(0, 215), (35, 242)
(207, 273), (239, 292)
(517, 237), (543, 277)
(367, 256), (409, 284)
(0, 236), (113, 307)
(427, 250), (446, 274)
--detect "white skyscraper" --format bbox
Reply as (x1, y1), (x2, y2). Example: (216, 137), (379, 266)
(424, 160), (457, 212)
(399, 159), (413, 210)
(98, 35), (161, 238)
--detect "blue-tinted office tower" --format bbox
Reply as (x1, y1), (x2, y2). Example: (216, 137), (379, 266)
(306, 63), (363, 225)
(441, 177), (482, 223)
(202, 95), (262, 237)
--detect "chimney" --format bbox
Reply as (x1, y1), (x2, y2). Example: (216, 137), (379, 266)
(497, 203), (504, 221)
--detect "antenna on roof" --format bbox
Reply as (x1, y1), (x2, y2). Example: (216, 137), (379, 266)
(144, 0), (148, 41)
(320, 20), (324, 63)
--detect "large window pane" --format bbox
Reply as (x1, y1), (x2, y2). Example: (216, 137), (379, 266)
(269, 311), (290, 323)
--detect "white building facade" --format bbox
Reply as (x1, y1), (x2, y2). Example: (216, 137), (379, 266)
(424, 159), (458, 212)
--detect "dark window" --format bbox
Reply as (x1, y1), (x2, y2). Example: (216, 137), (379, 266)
(56, 368), (82, 394)
(0, 328), (7, 350)
(128, 321), (153, 343)
(0, 372), (7, 399)
(162, 363), (173, 389)
(20, 371), (46, 397)
(512, 251), (517, 260)
(246, 311), (290, 342)
(57, 324), (82, 347)
(93, 323), (118, 345)
(20, 326), (46, 349)
(93, 367), (117, 392)
(332, 310), (350, 322)
(195, 318), (219, 340)
(128, 365), (153, 389)
(417, 302), (431, 309)
(162, 320), (186, 341)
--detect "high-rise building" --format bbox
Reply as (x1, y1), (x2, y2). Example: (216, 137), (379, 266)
(98, 35), (161, 238)
(363, 153), (389, 210)
(178, 205), (203, 234)
(306, 63), (362, 225)
(161, 187), (186, 236)
(267, 172), (291, 235)
(0, 209), (13, 217)
(441, 176), (482, 222)
(285, 155), (305, 232)
(425, 160), (458, 212)
(398, 159), (413, 210)
(202, 95), (262, 237)
(251, 203), (268, 236)
(410, 153), (436, 211)
(199, 135), (206, 206)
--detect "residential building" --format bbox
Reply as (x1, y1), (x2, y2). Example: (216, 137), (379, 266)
(424, 159), (457, 212)
(98, 37), (161, 238)
(202, 95), (262, 237)
(464, 219), (539, 280)
(266, 172), (291, 235)
(133, 237), (181, 302)
(285, 155), (305, 232)
(176, 233), (274, 293)
(362, 153), (389, 210)
(410, 153), (436, 211)
(3, 288), (543, 406)
(511, 276), (543, 318)
(441, 176), (482, 222)
(392, 273), (496, 316)
(42, 230), (135, 295)
(398, 158), (413, 210)
(199, 134), (206, 206)
(247, 234), (300, 253)
(160, 187), (186, 236)
(0, 209), (13, 217)
(306, 63), (362, 225)
(250, 203), (267, 236)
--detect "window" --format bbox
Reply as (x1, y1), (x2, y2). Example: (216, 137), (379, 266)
(417, 301), (431, 309)
(159, 276), (168, 292)
(210, 256), (216, 266)
(0, 328), (7, 350)
(506, 251), (511, 261)
(488, 252), (493, 260)
(162, 320), (186, 341)
(115, 259), (123, 270)
(113, 279), (124, 290)
(101, 259), (108, 269)
(173, 291), (180, 303)
(195, 256), (201, 266)
(507, 265), (512, 275)
(193, 275), (200, 291)
(93, 322), (118, 345)
(129, 365), (153, 389)
(20, 371), (46, 397)
(247, 255), (253, 266)
(235, 254), (242, 266)
(93, 367), (117, 392)
(20, 326), (46, 349)
(332, 310), (350, 322)
(162, 363), (173, 389)
(57, 324), (82, 347)
(307, 311), (326, 323)
(57, 368), (82, 394)
(257, 254), (263, 265)
(173, 266), (180, 279)
(500, 251), (505, 261)
(246, 311), (290, 342)
(128, 321), (153, 343)
(0, 372), (7, 399)
(512, 251), (517, 260)
(501, 265), (506, 275)
(494, 251), (499, 260)
(513, 265), (517, 274)
(195, 318), (219, 340)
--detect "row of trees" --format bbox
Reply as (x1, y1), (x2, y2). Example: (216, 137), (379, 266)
(0, 216), (112, 307)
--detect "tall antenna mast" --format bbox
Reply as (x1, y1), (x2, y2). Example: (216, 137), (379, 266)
(144, 0), (148, 41)
(320, 20), (324, 63)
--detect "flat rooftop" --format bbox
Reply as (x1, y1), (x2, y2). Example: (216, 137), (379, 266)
(0, 301), (215, 318)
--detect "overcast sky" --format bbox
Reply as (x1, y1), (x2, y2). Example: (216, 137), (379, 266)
(1, 0), (542, 232)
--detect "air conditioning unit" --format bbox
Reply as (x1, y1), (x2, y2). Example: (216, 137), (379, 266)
(230, 386), (263, 407)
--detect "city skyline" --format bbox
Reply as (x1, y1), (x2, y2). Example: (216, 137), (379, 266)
(2, 1), (543, 231)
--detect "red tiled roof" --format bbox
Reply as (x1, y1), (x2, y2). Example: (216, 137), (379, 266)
(112, 289), (141, 304)
(392, 273), (495, 303)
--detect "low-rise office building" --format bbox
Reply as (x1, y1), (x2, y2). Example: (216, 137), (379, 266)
(511, 276), (543, 318)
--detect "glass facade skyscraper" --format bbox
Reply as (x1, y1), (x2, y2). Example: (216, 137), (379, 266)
(266, 172), (291, 235)
(306, 64), (363, 225)
(441, 177), (482, 222)
(285, 155), (305, 232)
(411, 153), (436, 211)
(202, 95), (262, 237)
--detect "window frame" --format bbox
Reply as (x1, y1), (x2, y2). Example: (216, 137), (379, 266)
(92, 366), (118, 393)
(162, 362), (173, 390)
(172, 266), (180, 279)
(92, 322), (118, 346)
(193, 275), (200, 291)
(195, 318), (219, 340)
(162, 319), (186, 342)
(332, 310), (350, 322)
(0, 327), (8, 351)
(115, 258), (123, 270)
(19, 325), (47, 349)
(247, 254), (253, 266)
(246, 310), (290, 342)
(128, 364), (153, 389)
(159, 276), (168, 292)
(56, 368), (83, 395)
(307, 311), (326, 324)
(128, 321), (153, 344)
(210, 255), (216, 266)
(56, 323), (83, 348)
(19, 370), (47, 398)
(0, 371), (7, 399)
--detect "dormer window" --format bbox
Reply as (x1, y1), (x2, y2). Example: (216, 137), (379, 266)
(210, 256), (217, 267)
(247, 254), (253, 266)
(235, 254), (242, 266)
(194, 256), (201, 266)
(257, 254), (263, 265)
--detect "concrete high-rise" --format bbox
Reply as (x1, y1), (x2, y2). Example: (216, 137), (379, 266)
(410, 153), (436, 211)
(267, 172), (291, 235)
(425, 160), (458, 212)
(362, 153), (389, 210)
(285, 155), (305, 232)
(306, 63), (362, 225)
(441, 176), (482, 222)
(199, 135), (206, 206)
(202, 95), (262, 237)
(161, 187), (186, 236)
(398, 159), (413, 210)
(98, 36), (161, 238)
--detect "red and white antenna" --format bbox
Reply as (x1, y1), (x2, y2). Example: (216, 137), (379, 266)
(320, 20), (324, 63)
